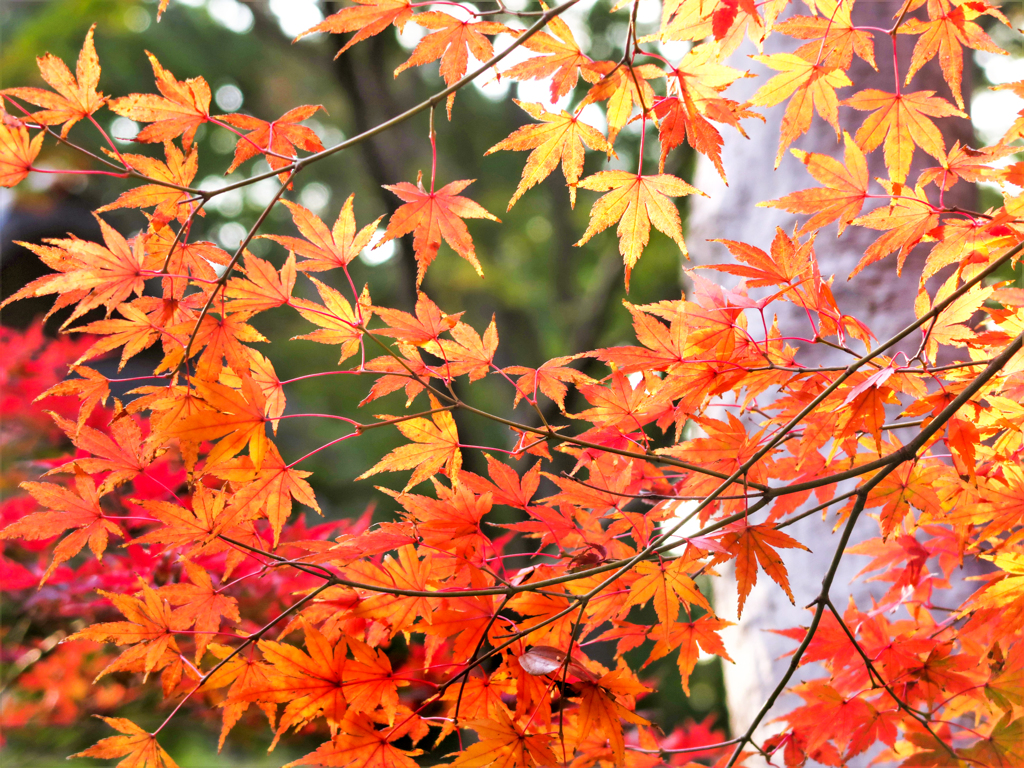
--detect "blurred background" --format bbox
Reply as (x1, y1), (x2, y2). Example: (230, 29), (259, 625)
(1, 0), (1020, 765)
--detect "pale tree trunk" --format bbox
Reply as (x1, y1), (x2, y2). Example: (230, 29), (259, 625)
(684, 0), (977, 759)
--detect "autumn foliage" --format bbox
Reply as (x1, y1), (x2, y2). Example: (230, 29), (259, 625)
(2, 0), (1024, 767)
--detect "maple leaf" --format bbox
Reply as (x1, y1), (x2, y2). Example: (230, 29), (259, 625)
(358, 396), (460, 490)
(760, 132), (868, 235)
(97, 141), (200, 225)
(578, 61), (663, 144)
(220, 105), (325, 177)
(380, 174), (499, 286)
(252, 621), (348, 738)
(350, 545), (434, 633)
(864, 456), (944, 539)
(48, 409), (154, 494)
(167, 375), (269, 470)
(577, 674), (651, 767)
(438, 317), (499, 381)
(749, 53), (852, 166)
(72, 717), (179, 768)
(165, 309), (267, 382)
(36, 364), (110, 430)
(284, 713), (424, 768)
(395, 13), (510, 118)
(0, 468), (124, 584)
(916, 279), (991, 361)
(486, 101), (613, 210)
(714, 520), (810, 617)
(0, 118), (43, 188)
(145, 226), (230, 282)
(71, 582), (187, 678)
(575, 171), (700, 289)
(296, 0), (415, 58)
(659, 615), (734, 694)
(958, 713), (1024, 767)
(133, 484), (240, 561)
(373, 291), (461, 348)
(450, 706), (557, 768)
(775, 6), (876, 71)
(843, 89), (965, 184)
(224, 252), (297, 313)
(919, 140), (1014, 190)
(503, 9), (593, 102)
(624, 558), (712, 629)
(851, 182), (939, 277)
(2, 24), (106, 137)
(262, 196), (383, 272)
(292, 277), (371, 365)
(898, 0), (1005, 109)
(159, 560), (240, 662)
(706, 227), (815, 287)
(72, 301), (169, 371)
(4, 218), (151, 329)
(503, 355), (594, 411)
(108, 53), (211, 150)
(221, 442), (321, 547)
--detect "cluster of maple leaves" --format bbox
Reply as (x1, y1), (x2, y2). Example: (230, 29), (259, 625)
(2, 0), (1024, 766)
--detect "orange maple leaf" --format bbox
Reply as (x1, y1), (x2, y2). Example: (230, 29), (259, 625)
(761, 132), (868, 235)
(575, 171), (699, 289)
(220, 104), (325, 176)
(1, 468), (124, 584)
(503, 355), (594, 411)
(486, 101), (613, 210)
(3, 218), (152, 329)
(72, 717), (179, 768)
(374, 291), (461, 348)
(224, 252), (297, 313)
(450, 706), (557, 768)
(394, 13), (510, 118)
(506, 14), (596, 105)
(358, 396), (460, 490)
(262, 196), (383, 272)
(2, 24), (106, 137)
(48, 409), (154, 494)
(578, 61), (663, 144)
(0, 118), (43, 188)
(97, 141), (200, 225)
(284, 713), (424, 768)
(438, 317), (499, 381)
(380, 174), (499, 286)
(624, 558), (712, 629)
(108, 53), (211, 150)
(159, 560), (240, 662)
(851, 182), (939, 277)
(250, 621), (348, 739)
(898, 0), (1006, 109)
(295, 0), (415, 58)
(221, 442), (321, 547)
(706, 227), (815, 287)
(749, 53), (851, 166)
(775, 6), (876, 71)
(843, 89), (965, 184)
(349, 545), (434, 633)
(655, 615), (734, 694)
(577, 675), (651, 767)
(36, 364), (111, 431)
(292, 277), (371, 365)
(714, 520), (810, 617)
(70, 582), (187, 678)
(168, 375), (269, 470)
(72, 301), (170, 371)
